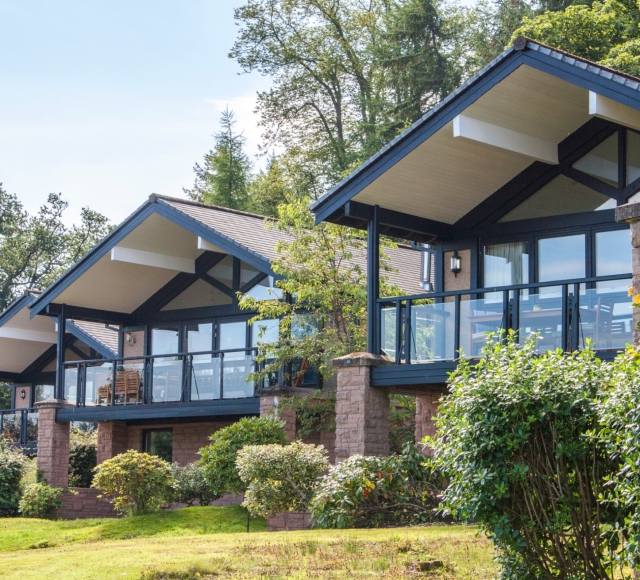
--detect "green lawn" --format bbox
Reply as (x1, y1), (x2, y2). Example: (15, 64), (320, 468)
(0, 508), (495, 579)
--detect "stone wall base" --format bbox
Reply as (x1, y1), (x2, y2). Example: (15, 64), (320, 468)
(53, 488), (117, 519)
(267, 511), (312, 531)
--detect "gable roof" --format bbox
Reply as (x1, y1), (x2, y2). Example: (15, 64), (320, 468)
(28, 195), (424, 319)
(310, 37), (640, 234)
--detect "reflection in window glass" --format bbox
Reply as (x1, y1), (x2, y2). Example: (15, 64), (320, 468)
(538, 235), (585, 288)
(484, 242), (529, 287)
(292, 313), (318, 341)
(573, 133), (618, 186)
(219, 321), (247, 359)
(252, 319), (280, 346)
(244, 276), (283, 301)
(186, 323), (213, 354)
(35, 384), (54, 402)
(240, 261), (260, 286)
(151, 328), (179, 355)
(144, 429), (173, 463)
(208, 255), (234, 287)
(627, 130), (640, 184)
(596, 229), (631, 291)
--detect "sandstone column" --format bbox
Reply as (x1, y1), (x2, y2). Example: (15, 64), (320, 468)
(332, 352), (391, 462)
(616, 202), (640, 346)
(259, 394), (297, 442)
(35, 399), (70, 487)
(415, 394), (441, 456)
(97, 421), (129, 464)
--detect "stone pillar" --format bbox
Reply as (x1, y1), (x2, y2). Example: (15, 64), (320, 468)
(97, 421), (129, 464)
(35, 399), (70, 487)
(332, 352), (391, 462)
(616, 202), (640, 346)
(415, 394), (441, 456)
(259, 395), (296, 442)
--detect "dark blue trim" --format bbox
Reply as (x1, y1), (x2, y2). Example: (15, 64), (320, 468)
(67, 322), (117, 358)
(44, 304), (131, 325)
(30, 202), (158, 318)
(153, 200), (276, 277)
(55, 398), (260, 422)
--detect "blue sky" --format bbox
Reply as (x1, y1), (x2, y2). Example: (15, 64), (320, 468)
(0, 1), (268, 224)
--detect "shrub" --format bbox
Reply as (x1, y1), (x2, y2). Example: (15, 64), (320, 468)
(0, 439), (26, 516)
(432, 333), (619, 580)
(68, 426), (97, 488)
(170, 463), (220, 507)
(18, 483), (65, 518)
(198, 416), (288, 497)
(310, 443), (444, 529)
(93, 450), (174, 515)
(238, 441), (329, 518)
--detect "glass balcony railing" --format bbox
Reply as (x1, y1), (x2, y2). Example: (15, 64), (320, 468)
(380, 274), (632, 364)
(0, 409), (38, 446)
(62, 347), (260, 408)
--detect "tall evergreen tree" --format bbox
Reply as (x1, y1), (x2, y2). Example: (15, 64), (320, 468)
(184, 107), (252, 210)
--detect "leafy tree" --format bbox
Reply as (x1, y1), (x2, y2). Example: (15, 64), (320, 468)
(231, 0), (458, 185)
(431, 333), (623, 580)
(0, 440), (26, 516)
(68, 426), (97, 488)
(0, 185), (111, 310)
(513, 0), (640, 76)
(238, 199), (401, 384)
(198, 416), (288, 498)
(237, 441), (330, 518)
(184, 107), (252, 210)
(0, 384), (11, 409)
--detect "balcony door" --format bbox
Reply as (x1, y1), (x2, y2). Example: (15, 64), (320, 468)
(150, 326), (182, 403)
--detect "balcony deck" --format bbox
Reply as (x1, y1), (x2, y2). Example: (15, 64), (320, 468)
(373, 274), (632, 389)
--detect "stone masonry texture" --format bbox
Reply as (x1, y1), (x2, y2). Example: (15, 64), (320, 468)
(615, 202), (640, 346)
(415, 394), (441, 456)
(259, 395), (297, 442)
(267, 511), (312, 531)
(53, 488), (117, 519)
(36, 400), (70, 487)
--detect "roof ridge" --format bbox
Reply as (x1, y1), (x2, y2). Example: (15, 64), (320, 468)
(152, 194), (277, 222)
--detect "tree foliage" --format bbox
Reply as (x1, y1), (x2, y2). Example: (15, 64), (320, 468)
(184, 107), (252, 210)
(92, 451), (174, 516)
(198, 417), (289, 497)
(431, 333), (626, 580)
(239, 200), (401, 383)
(238, 441), (330, 518)
(0, 186), (111, 310)
(311, 443), (445, 529)
(0, 440), (26, 516)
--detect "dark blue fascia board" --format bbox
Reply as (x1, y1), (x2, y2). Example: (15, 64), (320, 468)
(153, 201), (276, 278)
(66, 322), (117, 358)
(311, 53), (526, 223)
(312, 47), (640, 225)
(30, 202), (157, 319)
(0, 294), (34, 328)
(56, 398), (260, 422)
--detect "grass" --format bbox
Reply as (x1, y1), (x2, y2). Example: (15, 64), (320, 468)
(0, 508), (496, 579)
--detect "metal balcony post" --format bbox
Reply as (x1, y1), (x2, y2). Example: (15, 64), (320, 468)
(55, 305), (66, 399)
(367, 205), (380, 354)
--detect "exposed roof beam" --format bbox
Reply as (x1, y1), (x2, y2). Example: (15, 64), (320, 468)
(0, 327), (57, 343)
(197, 237), (226, 253)
(453, 114), (558, 164)
(589, 91), (640, 132)
(111, 247), (195, 273)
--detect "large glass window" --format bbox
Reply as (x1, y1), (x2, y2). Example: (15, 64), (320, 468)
(244, 276), (283, 301)
(208, 255), (234, 287)
(251, 319), (280, 346)
(186, 323), (219, 401)
(484, 242), (529, 287)
(219, 321), (253, 399)
(151, 327), (182, 403)
(143, 429), (173, 463)
(538, 234), (586, 285)
(596, 229), (632, 288)
(35, 384), (54, 402)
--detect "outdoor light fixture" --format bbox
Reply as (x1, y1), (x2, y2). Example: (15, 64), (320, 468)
(126, 333), (137, 346)
(20, 389), (26, 400)
(450, 251), (462, 277)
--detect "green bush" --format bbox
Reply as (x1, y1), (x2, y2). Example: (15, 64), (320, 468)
(310, 443), (444, 529)
(238, 441), (329, 518)
(170, 463), (220, 507)
(432, 333), (620, 580)
(18, 483), (65, 518)
(0, 440), (26, 516)
(198, 416), (288, 497)
(68, 427), (97, 488)
(93, 450), (174, 516)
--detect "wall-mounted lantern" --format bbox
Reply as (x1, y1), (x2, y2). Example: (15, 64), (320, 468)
(126, 333), (137, 346)
(20, 389), (26, 400)
(450, 251), (462, 277)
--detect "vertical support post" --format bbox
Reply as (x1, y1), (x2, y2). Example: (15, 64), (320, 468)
(55, 305), (66, 400)
(367, 205), (380, 354)
(619, 127), (627, 189)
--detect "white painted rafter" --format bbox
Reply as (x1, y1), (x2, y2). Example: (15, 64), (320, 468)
(453, 114), (558, 164)
(589, 91), (640, 132)
(110, 247), (195, 273)
(0, 327), (57, 343)
(197, 237), (226, 253)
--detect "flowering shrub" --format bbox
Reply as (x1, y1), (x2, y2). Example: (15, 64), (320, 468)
(19, 483), (65, 518)
(310, 443), (444, 529)
(93, 451), (174, 515)
(0, 440), (26, 516)
(237, 441), (329, 518)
